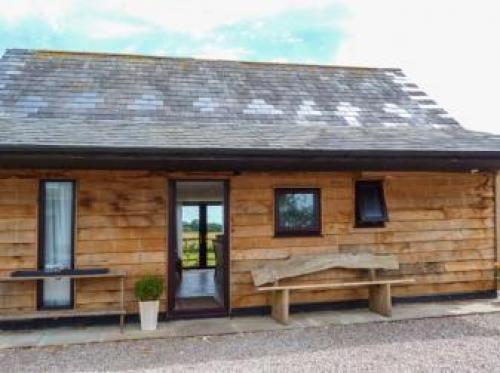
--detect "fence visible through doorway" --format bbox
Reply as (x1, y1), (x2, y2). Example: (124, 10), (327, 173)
(182, 234), (218, 268)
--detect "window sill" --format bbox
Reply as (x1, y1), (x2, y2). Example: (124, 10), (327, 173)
(351, 224), (387, 232)
(274, 232), (323, 238)
(37, 305), (74, 311)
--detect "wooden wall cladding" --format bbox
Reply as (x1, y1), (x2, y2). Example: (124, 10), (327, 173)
(0, 170), (167, 314)
(75, 172), (167, 313)
(0, 177), (38, 313)
(229, 172), (496, 308)
(0, 170), (496, 315)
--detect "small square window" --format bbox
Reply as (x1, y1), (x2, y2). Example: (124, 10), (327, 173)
(355, 180), (388, 228)
(275, 188), (321, 237)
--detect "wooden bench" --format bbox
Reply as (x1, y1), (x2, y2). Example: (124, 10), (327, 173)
(0, 270), (127, 331)
(252, 253), (414, 324)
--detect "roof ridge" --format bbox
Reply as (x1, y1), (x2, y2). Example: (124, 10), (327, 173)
(3, 48), (402, 71)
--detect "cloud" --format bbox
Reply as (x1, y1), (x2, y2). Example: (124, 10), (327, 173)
(334, 0), (500, 134)
(0, 0), (344, 64)
(87, 20), (151, 39)
(0, 0), (343, 61)
(193, 45), (250, 60)
(95, 0), (335, 35)
(0, 0), (336, 35)
(0, 0), (74, 29)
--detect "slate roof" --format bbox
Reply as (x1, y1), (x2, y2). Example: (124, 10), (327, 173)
(0, 48), (499, 154)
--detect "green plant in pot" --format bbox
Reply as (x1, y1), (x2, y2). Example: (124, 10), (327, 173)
(135, 276), (164, 331)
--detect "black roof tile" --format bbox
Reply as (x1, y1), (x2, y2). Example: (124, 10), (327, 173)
(0, 48), (499, 154)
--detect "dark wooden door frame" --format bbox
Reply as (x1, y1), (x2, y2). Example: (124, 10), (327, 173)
(166, 179), (230, 319)
(198, 203), (208, 269)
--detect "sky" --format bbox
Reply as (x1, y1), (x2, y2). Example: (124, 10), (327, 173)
(182, 205), (223, 231)
(0, 0), (499, 134)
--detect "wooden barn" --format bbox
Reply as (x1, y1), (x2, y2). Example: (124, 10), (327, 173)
(0, 49), (499, 325)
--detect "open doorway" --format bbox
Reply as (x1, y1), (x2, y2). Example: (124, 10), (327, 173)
(168, 180), (229, 317)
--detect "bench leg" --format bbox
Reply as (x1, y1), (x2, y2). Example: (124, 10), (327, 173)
(368, 284), (392, 317)
(271, 289), (289, 324)
(120, 314), (125, 333)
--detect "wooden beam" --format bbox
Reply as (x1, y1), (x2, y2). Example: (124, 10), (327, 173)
(257, 278), (414, 292)
(368, 283), (392, 317)
(251, 253), (399, 287)
(2, 152), (500, 172)
(271, 289), (289, 324)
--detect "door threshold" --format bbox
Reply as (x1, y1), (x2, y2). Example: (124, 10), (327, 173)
(166, 308), (229, 320)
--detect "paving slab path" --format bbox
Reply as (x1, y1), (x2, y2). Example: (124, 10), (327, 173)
(1, 313), (500, 372)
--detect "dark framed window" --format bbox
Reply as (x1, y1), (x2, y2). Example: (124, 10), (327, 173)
(274, 188), (321, 237)
(355, 180), (388, 228)
(37, 180), (76, 310)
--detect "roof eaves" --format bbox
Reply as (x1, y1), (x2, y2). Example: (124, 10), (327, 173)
(1, 143), (500, 159)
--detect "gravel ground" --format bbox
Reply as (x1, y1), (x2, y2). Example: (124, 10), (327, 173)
(1, 313), (500, 372)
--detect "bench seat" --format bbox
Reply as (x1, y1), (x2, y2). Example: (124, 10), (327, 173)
(257, 278), (415, 324)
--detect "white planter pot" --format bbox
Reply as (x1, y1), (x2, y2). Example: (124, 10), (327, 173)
(139, 300), (159, 331)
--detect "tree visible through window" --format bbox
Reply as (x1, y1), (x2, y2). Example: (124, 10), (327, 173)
(275, 188), (320, 236)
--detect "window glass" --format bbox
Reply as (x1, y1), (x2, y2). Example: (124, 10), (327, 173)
(355, 181), (387, 227)
(275, 189), (320, 236)
(181, 205), (200, 268)
(40, 181), (74, 308)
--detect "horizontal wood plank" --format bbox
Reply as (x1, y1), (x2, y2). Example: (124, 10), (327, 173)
(0, 170), (496, 314)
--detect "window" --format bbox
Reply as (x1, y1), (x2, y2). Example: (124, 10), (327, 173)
(38, 180), (75, 309)
(275, 188), (321, 236)
(355, 180), (388, 228)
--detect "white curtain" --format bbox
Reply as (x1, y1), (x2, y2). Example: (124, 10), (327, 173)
(42, 182), (73, 307)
